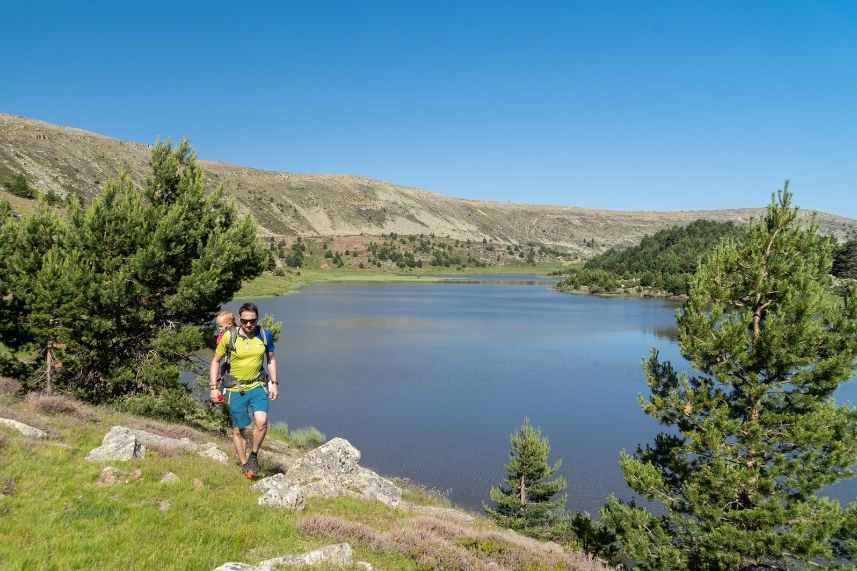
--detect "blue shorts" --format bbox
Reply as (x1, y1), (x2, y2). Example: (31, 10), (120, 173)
(226, 385), (269, 429)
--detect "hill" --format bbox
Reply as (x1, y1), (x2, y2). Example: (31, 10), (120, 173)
(3, 113), (855, 261)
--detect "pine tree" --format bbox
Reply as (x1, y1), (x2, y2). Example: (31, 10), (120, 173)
(601, 184), (857, 569)
(1, 140), (268, 402)
(485, 418), (568, 538)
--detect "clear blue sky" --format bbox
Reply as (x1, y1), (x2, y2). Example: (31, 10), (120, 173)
(3, 1), (856, 218)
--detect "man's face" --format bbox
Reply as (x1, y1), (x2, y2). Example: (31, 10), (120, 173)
(239, 311), (258, 334)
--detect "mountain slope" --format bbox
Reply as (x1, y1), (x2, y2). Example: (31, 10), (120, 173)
(2, 113), (855, 257)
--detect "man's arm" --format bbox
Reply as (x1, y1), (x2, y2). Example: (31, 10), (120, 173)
(267, 352), (278, 401)
(209, 353), (223, 400)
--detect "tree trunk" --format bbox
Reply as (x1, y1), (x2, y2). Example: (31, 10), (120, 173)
(46, 346), (53, 395)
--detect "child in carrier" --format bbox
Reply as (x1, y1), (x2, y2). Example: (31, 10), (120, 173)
(211, 311), (236, 403)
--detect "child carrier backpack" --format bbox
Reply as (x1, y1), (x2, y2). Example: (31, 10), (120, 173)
(218, 326), (270, 389)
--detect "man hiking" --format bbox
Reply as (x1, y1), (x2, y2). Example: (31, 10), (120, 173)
(209, 302), (279, 478)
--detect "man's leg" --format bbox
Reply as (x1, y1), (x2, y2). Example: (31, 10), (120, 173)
(232, 427), (248, 465)
(244, 386), (270, 477)
(251, 411), (268, 454)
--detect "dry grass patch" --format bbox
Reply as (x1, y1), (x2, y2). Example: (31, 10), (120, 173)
(0, 403), (49, 431)
(0, 376), (23, 395)
(26, 393), (97, 421)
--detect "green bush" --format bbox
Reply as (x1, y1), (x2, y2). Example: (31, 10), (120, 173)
(118, 386), (201, 422)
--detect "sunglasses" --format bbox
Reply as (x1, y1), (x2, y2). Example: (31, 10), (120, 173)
(240, 318), (258, 325)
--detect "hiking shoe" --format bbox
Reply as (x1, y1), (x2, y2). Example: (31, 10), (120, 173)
(241, 462), (254, 479)
(244, 452), (259, 479)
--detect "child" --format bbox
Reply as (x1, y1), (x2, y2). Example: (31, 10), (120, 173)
(211, 311), (236, 403)
(215, 311), (236, 345)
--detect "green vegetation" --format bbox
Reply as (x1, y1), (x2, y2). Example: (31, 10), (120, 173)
(484, 418), (568, 540)
(268, 422), (326, 448)
(833, 239), (857, 278)
(0, 172), (35, 199)
(235, 263), (567, 298)
(601, 186), (857, 568)
(556, 219), (744, 296)
(0, 140), (268, 408)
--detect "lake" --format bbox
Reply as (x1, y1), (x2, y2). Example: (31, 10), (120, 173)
(225, 276), (857, 515)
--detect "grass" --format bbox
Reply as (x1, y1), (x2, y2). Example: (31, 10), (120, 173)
(0, 387), (611, 570)
(236, 264), (566, 298)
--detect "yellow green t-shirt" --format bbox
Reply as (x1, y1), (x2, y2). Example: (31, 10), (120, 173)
(215, 328), (273, 384)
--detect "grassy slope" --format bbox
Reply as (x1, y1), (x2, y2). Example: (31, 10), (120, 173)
(0, 388), (610, 570)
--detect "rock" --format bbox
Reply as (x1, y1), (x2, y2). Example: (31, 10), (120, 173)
(252, 474), (306, 510)
(160, 472), (180, 484)
(339, 466), (402, 508)
(0, 418), (47, 439)
(355, 562), (375, 571)
(193, 478), (204, 490)
(98, 466), (120, 486)
(260, 542), (353, 567)
(198, 442), (228, 464)
(128, 429), (198, 453)
(86, 426), (145, 461)
(212, 564), (277, 571)
(278, 438), (401, 507)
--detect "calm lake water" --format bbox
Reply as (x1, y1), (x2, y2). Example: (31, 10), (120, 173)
(226, 276), (857, 514)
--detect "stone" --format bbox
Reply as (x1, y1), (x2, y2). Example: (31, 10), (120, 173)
(193, 478), (204, 490)
(160, 472), (180, 484)
(260, 542), (353, 567)
(277, 438), (401, 507)
(0, 418), (47, 439)
(86, 426), (145, 461)
(212, 564), (277, 571)
(198, 442), (228, 464)
(98, 466), (120, 486)
(252, 474), (306, 510)
(128, 429), (198, 453)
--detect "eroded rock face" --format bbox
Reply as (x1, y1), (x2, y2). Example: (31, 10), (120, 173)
(0, 418), (47, 439)
(254, 438), (401, 508)
(86, 426), (145, 461)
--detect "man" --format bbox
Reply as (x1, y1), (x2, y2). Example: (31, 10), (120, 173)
(209, 302), (278, 478)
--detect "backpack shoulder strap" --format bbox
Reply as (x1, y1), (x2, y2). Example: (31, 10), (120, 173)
(227, 326), (240, 355)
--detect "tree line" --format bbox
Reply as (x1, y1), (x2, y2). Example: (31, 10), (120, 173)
(486, 187), (857, 568)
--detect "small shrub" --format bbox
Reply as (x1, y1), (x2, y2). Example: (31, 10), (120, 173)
(0, 376), (23, 396)
(118, 387), (201, 423)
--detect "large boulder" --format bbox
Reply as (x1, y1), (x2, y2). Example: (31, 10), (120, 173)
(86, 426), (145, 461)
(261, 438), (401, 507)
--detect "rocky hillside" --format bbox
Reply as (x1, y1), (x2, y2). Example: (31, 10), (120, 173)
(2, 113), (855, 258)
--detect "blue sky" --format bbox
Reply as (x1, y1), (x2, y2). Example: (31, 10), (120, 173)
(3, 1), (856, 218)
